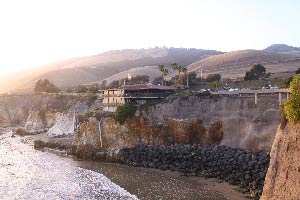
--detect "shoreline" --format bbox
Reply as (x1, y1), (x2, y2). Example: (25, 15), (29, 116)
(27, 133), (251, 200)
(75, 159), (250, 200)
(0, 134), (138, 200)
(153, 169), (250, 200)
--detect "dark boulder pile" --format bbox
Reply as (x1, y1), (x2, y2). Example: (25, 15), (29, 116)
(120, 144), (270, 199)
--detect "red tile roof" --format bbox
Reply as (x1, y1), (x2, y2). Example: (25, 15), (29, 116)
(120, 84), (176, 91)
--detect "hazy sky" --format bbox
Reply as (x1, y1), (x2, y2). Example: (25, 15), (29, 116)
(0, 0), (299, 75)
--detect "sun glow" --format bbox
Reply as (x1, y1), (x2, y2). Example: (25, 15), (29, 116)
(0, 0), (299, 76)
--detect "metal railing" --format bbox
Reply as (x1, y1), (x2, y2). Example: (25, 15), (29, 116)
(210, 89), (289, 95)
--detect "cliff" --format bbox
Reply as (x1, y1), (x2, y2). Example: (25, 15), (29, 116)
(72, 116), (223, 158)
(142, 95), (281, 151)
(1, 93), (282, 154)
(72, 93), (282, 157)
(0, 94), (97, 135)
(261, 123), (300, 200)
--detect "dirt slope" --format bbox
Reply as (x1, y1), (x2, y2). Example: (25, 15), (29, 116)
(188, 50), (300, 79)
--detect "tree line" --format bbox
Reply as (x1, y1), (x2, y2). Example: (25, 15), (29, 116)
(35, 63), (298, 94)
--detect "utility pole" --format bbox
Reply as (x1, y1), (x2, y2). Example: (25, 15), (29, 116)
(200, 68), (203, 86)
(186, 72), (189, 88)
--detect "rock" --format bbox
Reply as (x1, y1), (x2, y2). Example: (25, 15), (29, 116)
(15, 128), (31, 136)
(113, 143), (270, 199)
(34, 140), (46, 149)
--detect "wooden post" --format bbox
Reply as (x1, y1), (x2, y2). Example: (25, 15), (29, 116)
(287, 92), (290, 100)
(279, 93), (282, 105)
(255, 92), (258, 105)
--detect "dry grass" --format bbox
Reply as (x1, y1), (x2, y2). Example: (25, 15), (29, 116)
(188, 50), (300, 79)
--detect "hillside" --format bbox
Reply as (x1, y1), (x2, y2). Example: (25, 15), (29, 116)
(100, 66), (162, 84)
(264, 44), (300, 54)
(1, 47), (220, 93)
(187, 50), (300, 79)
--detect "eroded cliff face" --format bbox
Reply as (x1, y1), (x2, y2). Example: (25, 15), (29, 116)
(24, 111), (61, 131)
(141, 95), (281, 151)
(72, 94), (281, 155)
(261, 123), (300, 200)
(0, 94), (97, 135)
(71, 116), (223, 158)
(101, 117), (222, 148)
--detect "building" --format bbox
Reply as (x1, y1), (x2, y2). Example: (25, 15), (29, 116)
(99, 84), (176, 112)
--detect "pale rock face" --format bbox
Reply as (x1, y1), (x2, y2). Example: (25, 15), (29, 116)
(0, 94), (98, 134)
(25, 111), (61, 131)
(47, 112), (75, 137)
(261, 123), (300, 200)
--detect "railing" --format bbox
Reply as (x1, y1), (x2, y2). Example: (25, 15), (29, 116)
(123, 92), (172, 98)
(210, 89), (289, 95)
(99, 92), (173, 98)
(98, 93), (123, 97)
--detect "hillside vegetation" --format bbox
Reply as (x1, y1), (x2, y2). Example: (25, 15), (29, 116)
(2, 47), (219, 93)
(187, 50), (300, 79)
(3, 44), (300, 93)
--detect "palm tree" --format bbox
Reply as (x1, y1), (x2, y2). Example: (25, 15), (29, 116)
(181, 67), (188, 87)
(171, 63), (183, 85)
(171, 63), (188, 85)
(159, 64), (169, 85)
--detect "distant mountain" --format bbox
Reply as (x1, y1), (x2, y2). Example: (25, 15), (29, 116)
(2, 47), (220, 93)
(188, 50), (300, 79)
(5, 46), (300, 93)
(264, 44), (300, 54)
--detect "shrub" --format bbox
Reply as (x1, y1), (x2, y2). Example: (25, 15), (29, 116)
(113, 102), (136, 124)
(280, 108), (287, 130)
(284, 75), (300, 123)
(34, 79), (60, 93)
(244, 64), (269, 81)
(170, 90), (190, 98)
(78, 108), (103, 123)
(206, 73), (221, 82)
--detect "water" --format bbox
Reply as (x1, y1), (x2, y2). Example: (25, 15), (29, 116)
(0, 133), (137, 200)
(0, 131), (228, 200)
(77, 162), (227, 200)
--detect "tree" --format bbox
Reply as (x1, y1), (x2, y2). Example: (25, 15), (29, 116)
(211, 81), (219, 91)
(181, 67), (188, 86)
(130, 75), (150, 84)
(171, 63), (184, 85)
(108, 80), (121, 88)
(171, 63), (180, 85)
(206, 74), (221, 82)
(286, 76), (293, 86)
(153, 76), (163, 85)
(159, 64), (169, 85)
(34, 79), (59, 93)
(113, 102), (136, 124)
(120, 75), (150, 85)
(100, 80), (107, 89)
(87, 84), (99, 94)
(182, 71), (199, 86)
(244, 64), (269, 80)
(76, 85), (88, 93)
(284, 75), (300, 123)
